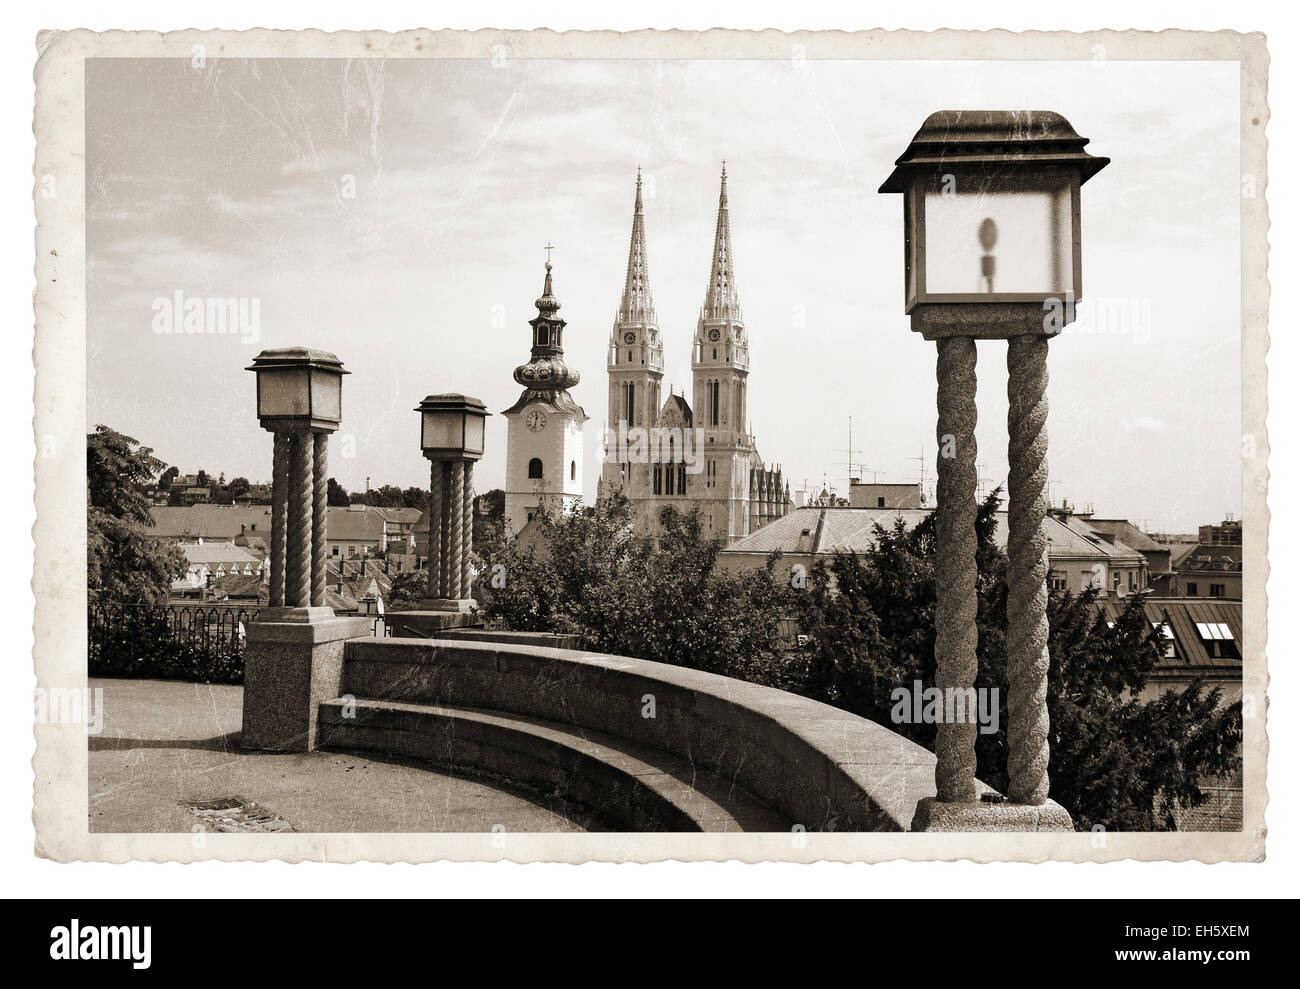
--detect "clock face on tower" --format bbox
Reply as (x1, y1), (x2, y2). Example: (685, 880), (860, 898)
(708, 328), (721, 342)
(623, 331), (636, 344)
(525, 408), (548, 433)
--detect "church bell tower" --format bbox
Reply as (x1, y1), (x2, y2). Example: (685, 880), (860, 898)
(692, 164), (754, 540)
(602, 169), (664, 500)
(502, 255), (587, 536)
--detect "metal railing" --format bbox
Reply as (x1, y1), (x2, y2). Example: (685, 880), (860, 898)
(88, 602), (260, 684)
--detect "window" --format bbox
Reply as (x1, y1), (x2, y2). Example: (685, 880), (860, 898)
(570, 460), (576, 481)
(537, 325), (550, 346)
(528, 458), (543, 480)
(1210, 583), (1225, 598)
(678, 463), (686, 493)
(1152, 621), (1177, 659)
(1195, 621), (1240, 659)
(653, 463), (662, 495)
(348, 545), (357, 558)
(331, 546), (339, 557)
(1186, 582), (1198, 596)
(877, 497), (885, 508)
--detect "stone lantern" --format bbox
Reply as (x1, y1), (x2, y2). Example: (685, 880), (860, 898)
(416, 394), (489, 609)
(241, 347), (369, 752)
(880, 111), (1109, 830)
(246, 347), (348, 613)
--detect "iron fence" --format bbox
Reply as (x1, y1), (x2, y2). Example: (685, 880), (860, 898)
(88, 602), (260, 684)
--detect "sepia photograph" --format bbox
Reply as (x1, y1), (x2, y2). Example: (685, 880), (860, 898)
(28, 23), (1270, 879)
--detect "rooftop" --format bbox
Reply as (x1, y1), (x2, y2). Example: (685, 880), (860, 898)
(723, 506), (1146, 564)
(179, 542), (262, 566)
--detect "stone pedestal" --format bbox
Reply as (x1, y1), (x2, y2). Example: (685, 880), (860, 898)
(416, 598), (478, 613)
(384, 608), (479, 638)
(241, 614), (371, 752)
(910, 796), (1074, 833)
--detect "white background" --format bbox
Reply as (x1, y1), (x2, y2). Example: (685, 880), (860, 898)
(2, 0), (1294, 898)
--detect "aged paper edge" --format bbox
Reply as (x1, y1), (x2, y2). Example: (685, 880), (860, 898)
(32, 26), (1269, 864)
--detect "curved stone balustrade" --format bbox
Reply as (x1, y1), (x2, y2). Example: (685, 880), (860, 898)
(317, 636), (966, 832)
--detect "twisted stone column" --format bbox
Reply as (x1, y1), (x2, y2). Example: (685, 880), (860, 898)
(286, 430), (313, 608)
(441, 464), (454, 597)
(270, 431), (288, 607)
(461, 461), (474, 596)
(447, 461), (465, 599)
(427, 461), (443, 600)
(311, 432), (328, 608)
(1006, 335), (1052, 805)
(934, 336), (979, 804)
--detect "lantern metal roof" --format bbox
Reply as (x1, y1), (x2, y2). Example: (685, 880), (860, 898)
(414, 393), (490, 417)
(878, 110), (1110, 194)
(245, 347), (349, 374)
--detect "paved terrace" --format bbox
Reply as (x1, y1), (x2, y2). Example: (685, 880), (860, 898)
(88, 678), (592, 833)
(94, 632), (1019, 833)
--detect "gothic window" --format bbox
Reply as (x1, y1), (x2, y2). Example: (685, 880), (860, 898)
(528, 458), (543, 479)
(570, 460), (576, 481)
(653, 463), (662, 495)
(666, 462), (675, 495)
(677, 463), (686, 493)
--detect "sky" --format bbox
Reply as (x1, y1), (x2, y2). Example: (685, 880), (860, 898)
(86, 56), (1242, 533)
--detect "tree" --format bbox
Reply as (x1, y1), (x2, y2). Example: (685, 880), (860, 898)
(790, 491), (1242, 831)
(479, 495), (794, 683)
(387, 570), (426, 606)
(195, 469), (208, 488)
(227, 476), (251, 500)
(86, 426), (186, 607)
(158, 466), (179, 490)
(88, 425), (162, 523)
(402, 486), (429, 512)
(327, 477), (351, 507)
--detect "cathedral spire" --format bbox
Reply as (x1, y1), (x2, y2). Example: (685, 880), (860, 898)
(618, 168), (655, 324)
(703, 162), (740, 319)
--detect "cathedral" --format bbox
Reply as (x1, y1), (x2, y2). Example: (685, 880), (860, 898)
(597, 166), (791, 544)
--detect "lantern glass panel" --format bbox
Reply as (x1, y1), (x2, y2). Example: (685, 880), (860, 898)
(310, 368), (342, 420)
(258, 367), (310, 417)
(422, 411), (463, 451)
(464, 414), (485, 455)
(914, 172), (1078, 302)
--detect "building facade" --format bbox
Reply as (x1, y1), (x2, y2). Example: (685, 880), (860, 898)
(598, 166), (790, 543)
(849, 482), (923, 510)
(502, 260), (587, 536)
